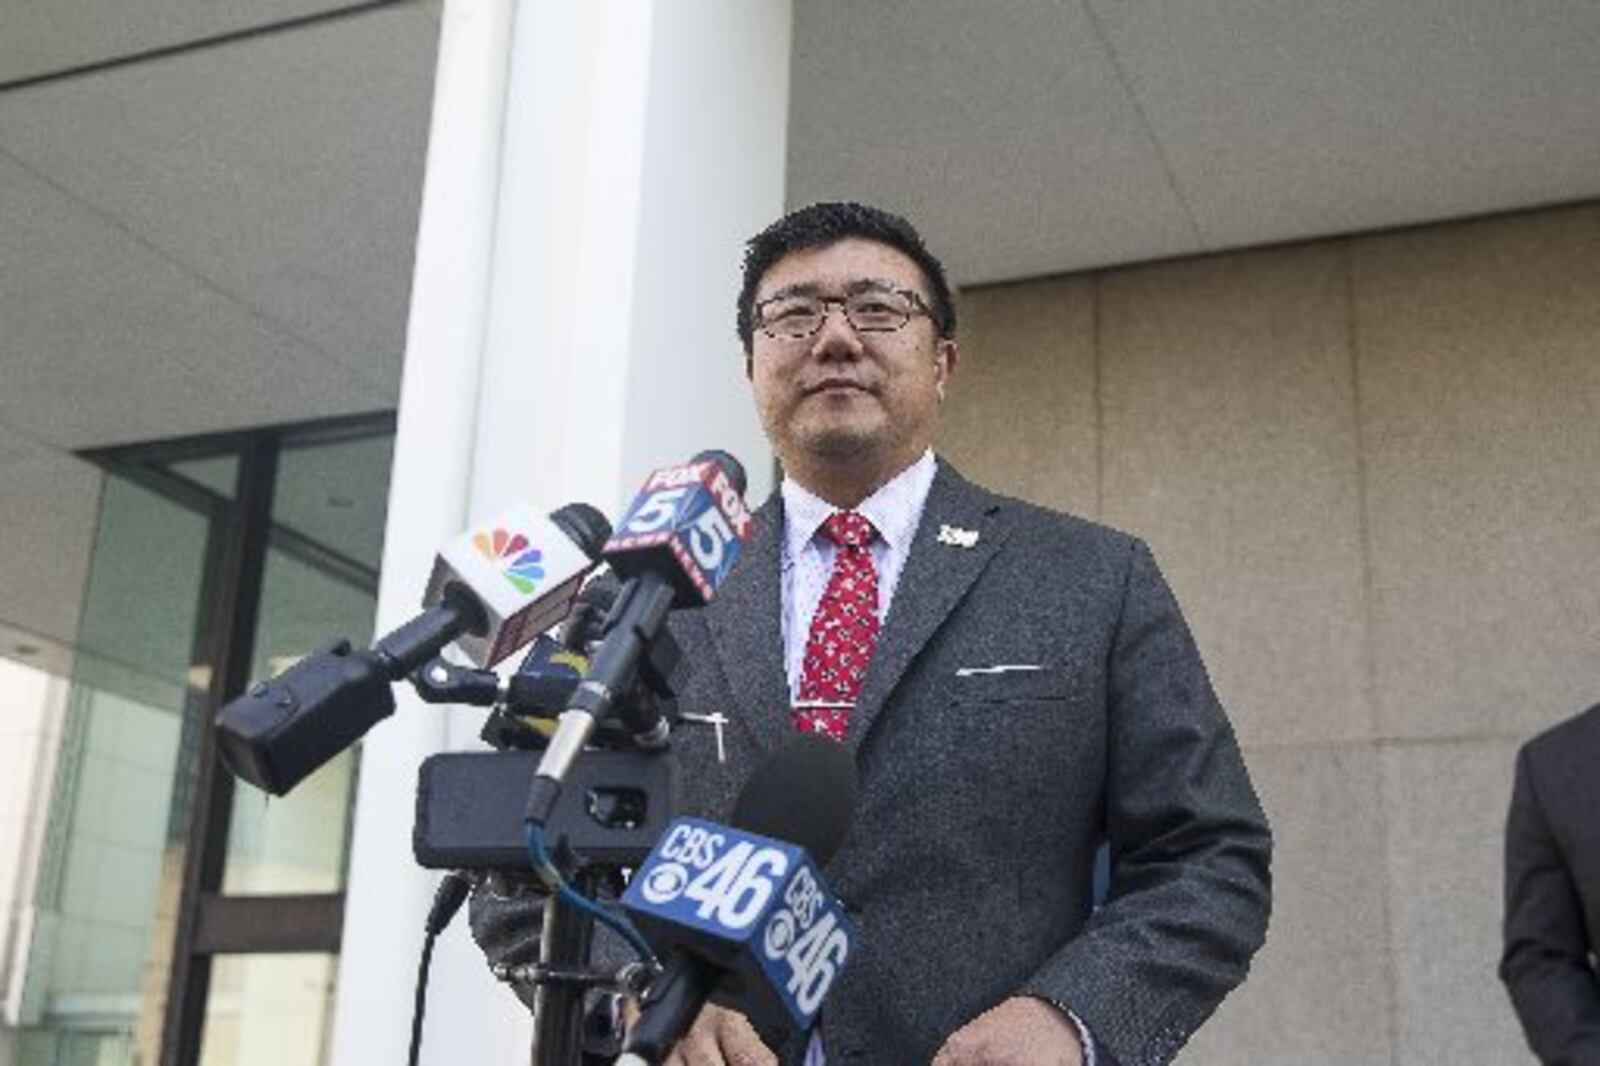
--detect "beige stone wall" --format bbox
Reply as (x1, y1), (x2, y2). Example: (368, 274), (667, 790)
(941, 203), (1600, 1065)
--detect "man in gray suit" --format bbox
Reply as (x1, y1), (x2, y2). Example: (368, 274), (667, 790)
(475, 202), (1271, 1065)
(652, 202), (1270, 1066)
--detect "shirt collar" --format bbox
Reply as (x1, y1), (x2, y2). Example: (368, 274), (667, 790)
(780, 449), (937, 561)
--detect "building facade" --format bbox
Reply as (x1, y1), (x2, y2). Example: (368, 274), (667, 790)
(3, 3), (1598, 1064)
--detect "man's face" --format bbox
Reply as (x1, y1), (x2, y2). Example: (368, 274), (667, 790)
(746, 238), (957, 481)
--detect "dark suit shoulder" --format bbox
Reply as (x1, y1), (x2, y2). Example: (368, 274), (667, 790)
(1518, 703), (1600, 826)
(939, 459), (1123, 535)
(1003, 494), (1135, 550)
(1522, 702), (1600, 773)
(948, 469), (1145, 576)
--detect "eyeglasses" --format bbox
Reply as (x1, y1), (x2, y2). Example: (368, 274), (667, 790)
(754, 288), (932, 340)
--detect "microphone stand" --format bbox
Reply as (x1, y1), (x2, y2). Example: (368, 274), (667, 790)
(530, 868), (599, 1066)
(490, 849), (655, 1065)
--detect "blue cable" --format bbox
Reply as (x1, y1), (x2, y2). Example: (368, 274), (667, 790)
(524, 820), (656, 964)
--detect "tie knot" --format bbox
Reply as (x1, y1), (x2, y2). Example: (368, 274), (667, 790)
(822, 510), (876, 550)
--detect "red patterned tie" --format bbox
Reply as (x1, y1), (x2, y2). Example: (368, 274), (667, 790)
(794, 511), (880, 742)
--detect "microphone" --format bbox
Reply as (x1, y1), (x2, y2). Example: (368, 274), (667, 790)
(559, 575), (620, 651)
(409, 578), (619, 743)
(604, 449), (752, 607)
(526, 453), (752, 823)
(503, 575), (619, 717)
(413, 632), (589, 752)
(420, 500), (613, 668)
(619, 735), (858, 1063)
(215, 502), (610, 796)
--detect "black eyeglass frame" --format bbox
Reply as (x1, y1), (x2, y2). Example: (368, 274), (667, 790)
(753, 287), (934, 340)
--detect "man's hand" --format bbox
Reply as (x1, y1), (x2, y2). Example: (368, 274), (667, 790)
(658, 1002), (777, 1066)
(931, 996), (1084, 1066)
(465, 872), (545, 1010)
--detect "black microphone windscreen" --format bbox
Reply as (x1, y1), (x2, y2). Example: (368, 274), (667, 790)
(575, 573), (620, 609)
(549, 502), (613, 559)
(559, 575), (620, 649)
(692, 449), (747, 497)
(731, 734), (856, 865)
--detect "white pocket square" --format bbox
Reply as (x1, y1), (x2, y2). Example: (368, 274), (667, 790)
(954, 664), (1045, 677)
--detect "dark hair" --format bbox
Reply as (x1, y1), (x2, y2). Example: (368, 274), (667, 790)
(736, 201), (956, 352)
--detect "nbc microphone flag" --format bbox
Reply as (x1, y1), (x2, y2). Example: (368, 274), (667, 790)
(424, 503), (597, 667)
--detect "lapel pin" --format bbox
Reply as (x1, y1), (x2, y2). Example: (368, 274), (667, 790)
(937, 524), (979, 549)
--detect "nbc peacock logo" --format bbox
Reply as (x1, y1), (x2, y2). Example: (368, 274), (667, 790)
(473, 527), (545, 594)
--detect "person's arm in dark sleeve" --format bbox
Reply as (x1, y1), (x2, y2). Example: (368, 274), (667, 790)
(468, 872), (547, 1011)
(1500, 743), (1600, 1063)
(1021, 539), (1273, 1066)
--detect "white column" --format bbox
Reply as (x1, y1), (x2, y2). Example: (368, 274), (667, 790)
(326, 0), (514, 1062)
(330, 3), (790, 1065)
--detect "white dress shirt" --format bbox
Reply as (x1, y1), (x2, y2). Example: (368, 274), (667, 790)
(778, 449), (937, 702)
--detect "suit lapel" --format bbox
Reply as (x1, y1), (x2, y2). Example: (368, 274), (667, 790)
(845, 462), (1013, 754)
(707, 465), (1016, 758)
(705, 493), (793, 757)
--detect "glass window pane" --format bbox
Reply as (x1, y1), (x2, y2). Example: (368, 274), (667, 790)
(165, 456), (239, 501)
(197, 954), (336, 1066)
(271, 435), (393, 570)
(11, 474), (211, 1065)
(220, 432), (388, 895)
(221, 546), (373, 895)
(74, 477), (212, 704)
(0, 657), (71, 1056)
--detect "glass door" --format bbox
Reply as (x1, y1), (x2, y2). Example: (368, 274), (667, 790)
(6, 414), (393, 1066)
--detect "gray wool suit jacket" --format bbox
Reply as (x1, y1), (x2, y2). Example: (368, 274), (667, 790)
(660, 460), (1272, 1066)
